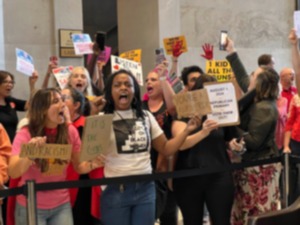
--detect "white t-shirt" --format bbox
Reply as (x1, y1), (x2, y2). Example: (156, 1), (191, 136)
(104, 109), (163, 178)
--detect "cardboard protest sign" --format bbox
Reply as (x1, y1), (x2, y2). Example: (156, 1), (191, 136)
(16, 48), (34, 76)
(163, 35), (188, 55)
(80, 114), (113, 162)
(20, 144), (72, 175)
(173, 89), (212, 118)
(111, 55), (144, 86)
(71, 33), (93, 55)
(205, 60), (233, 82)
(52, 66), (73, 90)
(294, 11), (300, 37)
(119, 49), (142, 63)
(204, 81), (240, 127)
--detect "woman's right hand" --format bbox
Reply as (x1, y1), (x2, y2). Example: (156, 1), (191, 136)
(289, 28), (298, 46)
(202, 119), (218, 135)
(28, 136), (47, 147)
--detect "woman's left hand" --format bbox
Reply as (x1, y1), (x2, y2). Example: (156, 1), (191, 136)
(229, 138), (245, 152)
(185, 115), (202, 133)
(90, 154), (107, 170)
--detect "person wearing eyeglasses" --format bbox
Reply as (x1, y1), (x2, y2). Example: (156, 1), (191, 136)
(0, 70), (38, 142)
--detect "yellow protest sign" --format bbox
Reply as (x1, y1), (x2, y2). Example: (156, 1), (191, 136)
(205, 60), (233, 82)
(20, 144), (72, 175)
(163, 35), (188, 55)
(80, 114), (113, 162)
(119, 49), (142, 63)
(173, 89), (212, 119)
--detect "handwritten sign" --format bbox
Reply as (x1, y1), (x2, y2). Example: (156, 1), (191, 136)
(20, 144), (71, 175)
(204, 81), (239, 127)
(80, 114), (113, 162)
(16, 48), (34, 76)
(52, 66), (73, 90)
(163, 35), (188, 55)
(111, 55), (143, 86)
(119, 49), (142, 63)
(20, 144), (72, 159)
(206, 60), (233, 82)
(173, 89), (212, 118)
(71, 33), (93, 55)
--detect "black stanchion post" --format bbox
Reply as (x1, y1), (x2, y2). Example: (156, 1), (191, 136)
(283, 153), (290, 207)
(26, 180), (37, 225)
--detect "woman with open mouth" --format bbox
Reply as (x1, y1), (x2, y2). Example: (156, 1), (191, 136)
(99, 69), (201, 225)
(8, 88), (103, 225)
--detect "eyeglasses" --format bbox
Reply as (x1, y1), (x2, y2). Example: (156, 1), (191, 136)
(1, 80), (15, 85)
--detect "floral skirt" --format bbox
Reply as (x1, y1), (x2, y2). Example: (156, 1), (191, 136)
(231, 163), (281, 225)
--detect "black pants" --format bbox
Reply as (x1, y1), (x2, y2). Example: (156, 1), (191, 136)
(173, 172), (234, 225)
(159, 189), (178, 225)
(289, 139), (300, 204)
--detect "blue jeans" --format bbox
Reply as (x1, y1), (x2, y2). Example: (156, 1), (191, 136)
(101, 181), (155, 225)
(15, 202), (73, 225)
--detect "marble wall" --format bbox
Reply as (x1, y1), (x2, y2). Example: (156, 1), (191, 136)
(179, 0), (295, 74)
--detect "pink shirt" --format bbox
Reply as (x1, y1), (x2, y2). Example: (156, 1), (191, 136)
(12, 125), (81, 209)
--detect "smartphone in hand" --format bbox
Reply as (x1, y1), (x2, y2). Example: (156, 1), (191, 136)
(155, 48), (166, 65)
(96, 31), (106, 51)
(219, 30), (228, 51)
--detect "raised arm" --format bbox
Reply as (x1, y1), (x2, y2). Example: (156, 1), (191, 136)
(225, 38), (250, 93)
(289, 29), (300, 95)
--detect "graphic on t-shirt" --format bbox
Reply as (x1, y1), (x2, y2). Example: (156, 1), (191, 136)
(113, 118), (150, 154)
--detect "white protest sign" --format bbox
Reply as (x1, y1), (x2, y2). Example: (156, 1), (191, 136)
(71, 33), (93, 55)
(16, 48), (34, 76)
(294, 11), (300, 37)
(111, 55), (143, 86)
(52, 66), (73, 90)
(204, 81), (240, 127)
(80, 114), (114, 162)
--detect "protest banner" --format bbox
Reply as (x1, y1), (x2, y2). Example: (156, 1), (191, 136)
(173, 89), (212, 118)
(20, 144), (72, 175)
(205, 60), (233, 82)
(71, 33), (93, 55)
(119, 49), (142, 62)
(16, 48), (34, 76)
(52, 66), (73, 90)
(80, 114), (113, 162)
(111, 55), (144, 86)
(163, 35), (188, 55)
(204, 81), (240, 127)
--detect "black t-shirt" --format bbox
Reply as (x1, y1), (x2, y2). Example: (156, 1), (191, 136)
(175, 117), (238, 170)
(0, 97), (26, 142)
(142, 101), (173, 169)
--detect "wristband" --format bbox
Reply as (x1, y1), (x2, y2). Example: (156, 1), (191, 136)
(159, 76), (167, 81)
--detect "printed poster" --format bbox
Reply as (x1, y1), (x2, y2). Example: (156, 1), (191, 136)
(206, 60), (233, 82)
(204, 81), (239, 127)
(16, 48), (34, 76)
(52, 66), (73, 90)
(111, 55), (144, 86)
(71, 33), (93, 55)
(119, 49), (142, 63)
(163, 35), (188, 55)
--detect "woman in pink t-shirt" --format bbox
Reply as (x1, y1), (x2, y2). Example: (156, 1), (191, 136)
(8, 88), (102, 225)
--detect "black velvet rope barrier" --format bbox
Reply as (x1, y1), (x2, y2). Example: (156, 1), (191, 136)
(0, 155), (286, 199)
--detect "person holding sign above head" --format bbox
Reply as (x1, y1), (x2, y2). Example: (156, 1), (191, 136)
(100, 69), (201, 225)
(62, 87), (103, 225)
(171, 74), (243, 225)
(8, 88), (103, 225)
